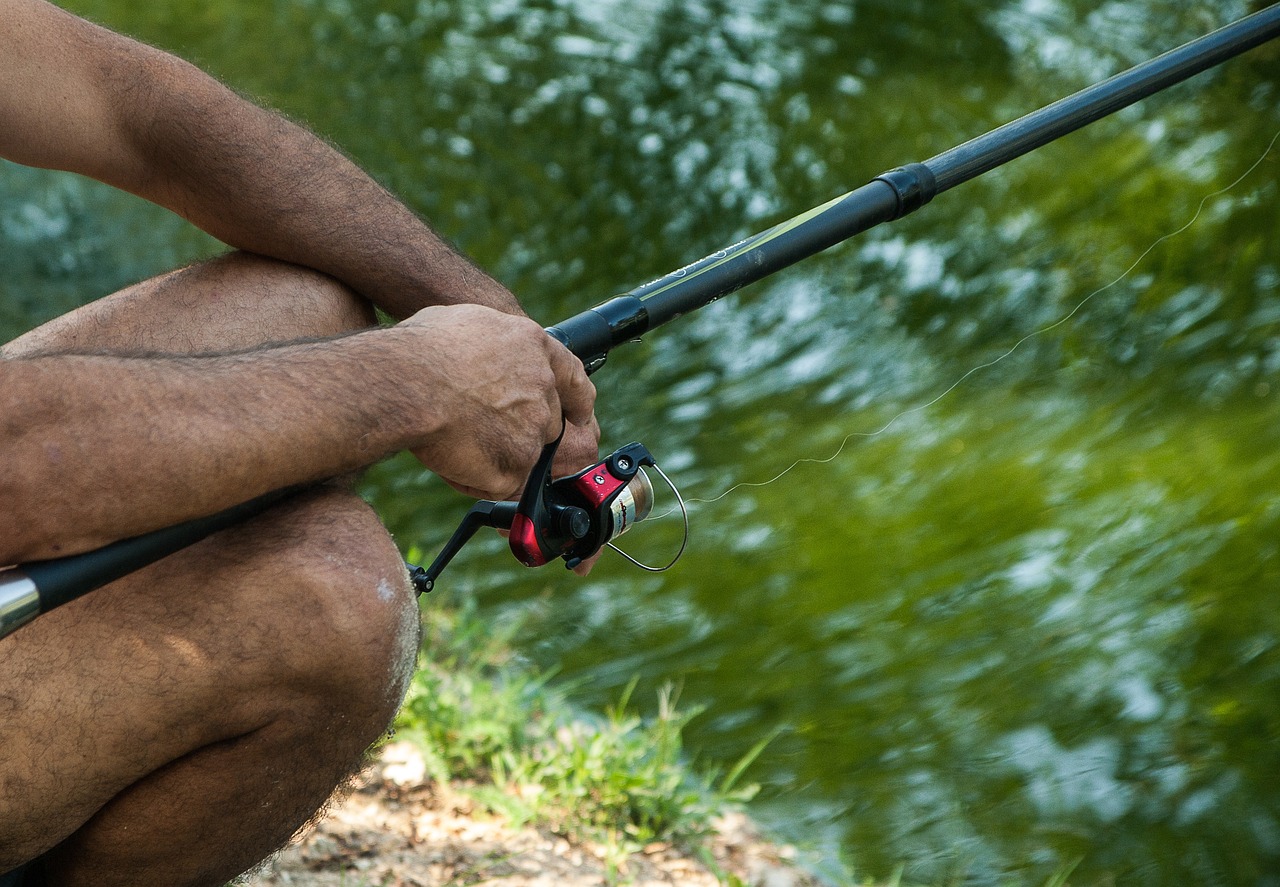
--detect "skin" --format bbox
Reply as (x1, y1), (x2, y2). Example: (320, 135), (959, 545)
(0, 0), (600, 565)
(1, 257), (425, 884)
(0, 0), (601, 882)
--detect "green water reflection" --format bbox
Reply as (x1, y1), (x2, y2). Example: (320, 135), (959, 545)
(4, 1), (1279, 883)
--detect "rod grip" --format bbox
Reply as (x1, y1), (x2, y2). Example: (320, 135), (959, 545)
(546, 295), (650, 367)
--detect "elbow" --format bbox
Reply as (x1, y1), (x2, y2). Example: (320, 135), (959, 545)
(0, 361), (121, 563)
(0, 453), (119, 564)
(0, 416), (40, 563)
(0, 506), (40, 567)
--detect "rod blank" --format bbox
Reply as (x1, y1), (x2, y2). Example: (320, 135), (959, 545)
(550, 3), (1280, 363)
(926, 3), (1280, 193)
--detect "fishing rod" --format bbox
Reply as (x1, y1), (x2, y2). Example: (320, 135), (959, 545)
(2, 3), (1278, 639)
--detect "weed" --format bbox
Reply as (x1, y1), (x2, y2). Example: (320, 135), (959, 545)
(395, 598), (767, 872)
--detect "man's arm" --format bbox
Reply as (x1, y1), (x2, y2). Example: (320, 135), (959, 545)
(0, 0), (602, 561)
(0, 0), (512, 320)
(0, 306), (596, 565)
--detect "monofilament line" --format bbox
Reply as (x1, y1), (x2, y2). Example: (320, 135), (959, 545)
(684, 127), (1280, 508)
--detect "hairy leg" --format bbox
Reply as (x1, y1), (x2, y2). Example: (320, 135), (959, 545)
(0, 253), (421, 886)
(1, 488), (419, 886)
(2, 250), (376, 357)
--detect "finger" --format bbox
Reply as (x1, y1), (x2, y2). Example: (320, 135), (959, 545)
(442, 477), (521, 501)
(571, 549), (601, 577)
(426, 462), (519, 502)
(413, 444), (526, 502)
(552, 419), (601, 479)
(545, 339), (596, 428)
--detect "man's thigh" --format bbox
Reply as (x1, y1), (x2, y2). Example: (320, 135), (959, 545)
(2, 250), (376, 358)
(0, 482), (420, 874)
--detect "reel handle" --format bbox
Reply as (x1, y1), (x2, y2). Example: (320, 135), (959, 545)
(410, 499), (519, 594)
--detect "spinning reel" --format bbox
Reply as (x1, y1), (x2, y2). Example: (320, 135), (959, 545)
(409, 430), (686, 595)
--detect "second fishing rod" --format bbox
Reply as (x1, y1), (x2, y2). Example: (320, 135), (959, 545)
(2, 2), (1278, 639)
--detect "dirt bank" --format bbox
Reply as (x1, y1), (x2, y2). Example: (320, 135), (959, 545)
(242, 742), (825, 887)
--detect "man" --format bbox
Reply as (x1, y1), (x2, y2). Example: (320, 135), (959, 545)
(0, 0), (600, 884)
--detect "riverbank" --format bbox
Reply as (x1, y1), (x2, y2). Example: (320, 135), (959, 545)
(242, 599), (830, 886)
(243, 741), (823, 886)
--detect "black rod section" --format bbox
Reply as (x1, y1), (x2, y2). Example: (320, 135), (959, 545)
(548, 3), (1280, 361)
(926, 2), (1280, 193)
(547, 165), (933, 361)
(0, 487), (297, 639)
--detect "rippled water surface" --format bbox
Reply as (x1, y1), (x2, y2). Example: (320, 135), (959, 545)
(5, 1), (1279, 883)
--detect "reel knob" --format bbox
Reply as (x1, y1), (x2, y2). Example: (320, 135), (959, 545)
(552, 504), (591, 540)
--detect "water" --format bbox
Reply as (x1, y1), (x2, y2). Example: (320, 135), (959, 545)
(5, 1), (1279, 883)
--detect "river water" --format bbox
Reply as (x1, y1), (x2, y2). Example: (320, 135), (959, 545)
(4, 1), (1279, 884)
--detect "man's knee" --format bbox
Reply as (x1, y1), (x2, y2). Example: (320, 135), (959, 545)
(197, 251), (378, 342)
(1, 250), (377, 359)
(232, 489), (421, 737)
(0, 493), (419, 883)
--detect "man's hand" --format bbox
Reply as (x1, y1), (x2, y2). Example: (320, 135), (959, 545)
(400, 305), (599, 501)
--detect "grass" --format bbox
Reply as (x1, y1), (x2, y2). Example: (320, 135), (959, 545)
(392, 595), (770, 878)
(230, 593), (1087, 887)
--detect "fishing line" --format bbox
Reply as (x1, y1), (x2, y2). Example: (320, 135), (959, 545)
(677, 126), (1280, 510)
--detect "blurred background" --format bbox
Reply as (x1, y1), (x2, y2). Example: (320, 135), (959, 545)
(3, 1), (1278, 883)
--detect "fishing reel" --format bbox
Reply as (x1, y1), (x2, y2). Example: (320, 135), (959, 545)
(409, 429), (685, 594)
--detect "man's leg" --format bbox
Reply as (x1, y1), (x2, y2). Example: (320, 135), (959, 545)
(4, 250), (377, 356)
(0, 253), (422, 886)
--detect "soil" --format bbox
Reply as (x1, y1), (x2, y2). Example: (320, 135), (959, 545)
(240, 742), (825, 887)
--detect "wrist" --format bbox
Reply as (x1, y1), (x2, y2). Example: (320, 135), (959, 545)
(371, 248), (527, 319)
(366, 322), (470, 449)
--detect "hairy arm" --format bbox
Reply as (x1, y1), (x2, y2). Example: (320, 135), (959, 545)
(0, 306), (596, 565)
(0, 0), (514, 319)
(0, 1), (602, 559)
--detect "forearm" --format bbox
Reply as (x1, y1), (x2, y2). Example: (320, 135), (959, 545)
(0, 0), (520, 319)
(122, 58), (517, 319)
(0, 328), (428, 563)
(0, 304), (595, 565)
